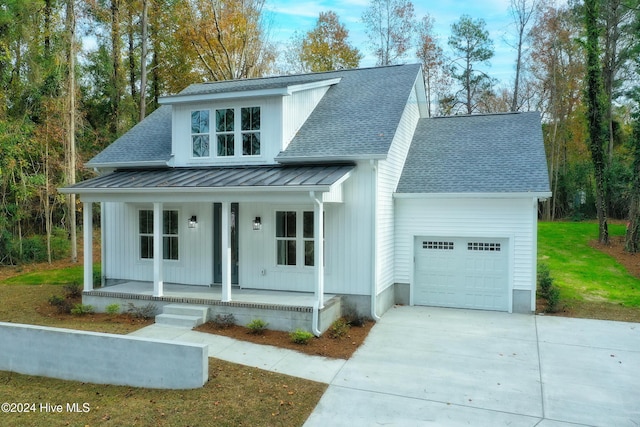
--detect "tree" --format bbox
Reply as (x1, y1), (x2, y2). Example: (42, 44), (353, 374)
(416, 14), (449, 117)
(66, 0), (78, 263)
(448, 15), (495, 114)
(176, 0), (275, 81)
(298, 11), (362, 72)
(530, 4), (587, 220)
(625, 115), (640, 252)
(362, 0), (416, 66)
(623, 4), (640, 252)
(601, 0), (640, 165)
(509, 0), (539, 111)
(139, 0), (148, 120)
(584, 0), (609, 244)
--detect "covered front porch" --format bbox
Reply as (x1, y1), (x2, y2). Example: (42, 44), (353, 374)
(59, 164), (355, 335)
(84, 281), (342, 333)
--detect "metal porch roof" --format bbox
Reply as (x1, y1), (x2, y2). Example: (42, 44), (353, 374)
(61, 164), (354, 194)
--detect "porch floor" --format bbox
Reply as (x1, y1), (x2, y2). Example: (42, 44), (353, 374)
(87, 281), (336, 309)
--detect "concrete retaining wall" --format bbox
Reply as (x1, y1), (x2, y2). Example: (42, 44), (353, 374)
(0, 322), (208, 389)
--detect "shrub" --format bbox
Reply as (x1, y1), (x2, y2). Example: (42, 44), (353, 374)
(22, 236), (47, 263)
(328, 318), (350, 339)
(546, 286), (561, 313)
(70, 303), (94, 315)
(106, 303), (120, 315)
(93, 269), (102, 288)
(50, 227), (70, 260)
(342, 303), (367, 327)
(538, 263), (561, 313)
(125, 302), (157, 319)
(537, 263), (553, 299)
(246, 319), (268, 334)
(289, 329), (314, 344)
(211, 313), (236, 329)
(63, 282), (83, 299)
(48, 294), (72, 314)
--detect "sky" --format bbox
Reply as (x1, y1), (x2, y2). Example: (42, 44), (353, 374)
(263, 0), (529, 86)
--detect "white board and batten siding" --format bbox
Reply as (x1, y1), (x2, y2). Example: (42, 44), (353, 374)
(281, 86), (331, 151)
(394, 197), (538, 312)
(103, 201), (213, 286)
(238, 162), (375, 296)
(171, 97), (283, 167)
(376, 84), (422, 295)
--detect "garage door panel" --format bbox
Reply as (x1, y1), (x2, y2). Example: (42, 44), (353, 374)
(414, 237), (509, 311)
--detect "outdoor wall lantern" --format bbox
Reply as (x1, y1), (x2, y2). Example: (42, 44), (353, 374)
(252, 216), (262, 231)
(188, 215), (198, 229)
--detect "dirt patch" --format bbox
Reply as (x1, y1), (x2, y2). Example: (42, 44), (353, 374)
(590, 235), (640, 278)
(537, 296), (640, 322)
(196, 320), (374, 360)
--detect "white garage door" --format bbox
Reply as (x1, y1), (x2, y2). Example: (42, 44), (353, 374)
(414, 237), (509, 311)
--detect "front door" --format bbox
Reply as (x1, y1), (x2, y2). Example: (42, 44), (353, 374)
(213, 203), (239, 284)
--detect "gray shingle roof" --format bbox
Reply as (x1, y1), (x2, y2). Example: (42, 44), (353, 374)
(277, 64), (422, 161)
(63, 164), (354, 192)
(396, 112), (551, 194)
(87, 105), (172, 167)
(86, 64), (422, 167)
(167, 75), (334, 97)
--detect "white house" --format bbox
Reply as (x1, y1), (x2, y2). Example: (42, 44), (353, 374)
(61, 64), (551, 333)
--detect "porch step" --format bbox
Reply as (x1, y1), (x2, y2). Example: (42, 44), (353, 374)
(155, 304), (209, 328)
(155, 313), (205, 328)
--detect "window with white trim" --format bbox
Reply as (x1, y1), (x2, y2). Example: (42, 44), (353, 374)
(467, 242), (501, 251)
(423, 241), (454, 250)
(191, 110), (210, 157)
(276, 211), (296, 266)
(303, 211), (314, 266)
(276, 210), (323, 267)
(208, 106), (260, 158)
(241, 106), (260, 156)
(215, 108), (234, 156)
(139, 210), (179, 260)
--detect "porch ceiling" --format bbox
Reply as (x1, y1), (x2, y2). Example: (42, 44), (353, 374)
(60, 164), (354, 199)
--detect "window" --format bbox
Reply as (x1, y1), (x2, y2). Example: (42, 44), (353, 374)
(467, 242), (501, 252)
(241, 107), (260, 156)
(276, 210), (323, 267)
(303, 211), (314, 266)
(139, 210), (179, 260)
(276, 211), (296, 266)
(215, 108), (234, 156)
(423, 241), (454, 250)
(191, 110), (210, 157)
(209, 106), (260, 158)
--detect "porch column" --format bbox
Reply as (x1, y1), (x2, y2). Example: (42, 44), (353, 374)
(83, 202), (93, 292)
(221, 201), (232, 302)
(153, 202), (164, 297)
(312, 193), (324, 309)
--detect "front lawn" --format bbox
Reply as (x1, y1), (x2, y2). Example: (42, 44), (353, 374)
(538, 221), (640, 320)
(0, 275), (326, 426)
(0, 359), (326, 427)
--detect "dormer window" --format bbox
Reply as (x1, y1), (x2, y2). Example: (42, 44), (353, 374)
(191, 110), (210, 157)
(216, 108), (235, 156)
(204, 107), (260, 157)
(241, 106), (260, 156)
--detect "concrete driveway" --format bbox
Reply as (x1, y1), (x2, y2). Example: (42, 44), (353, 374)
(304, 306), (640, 427)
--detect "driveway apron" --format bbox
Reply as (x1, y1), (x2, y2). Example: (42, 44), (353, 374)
(304, 306), (640, 427)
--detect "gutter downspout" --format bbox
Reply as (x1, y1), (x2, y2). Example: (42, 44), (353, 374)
(310, 191), (324, 336)
(370, 160), (381, 321)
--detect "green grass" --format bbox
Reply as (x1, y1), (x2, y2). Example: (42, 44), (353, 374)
(0, 264), (99, 285)
(538, 221), (640, 307)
